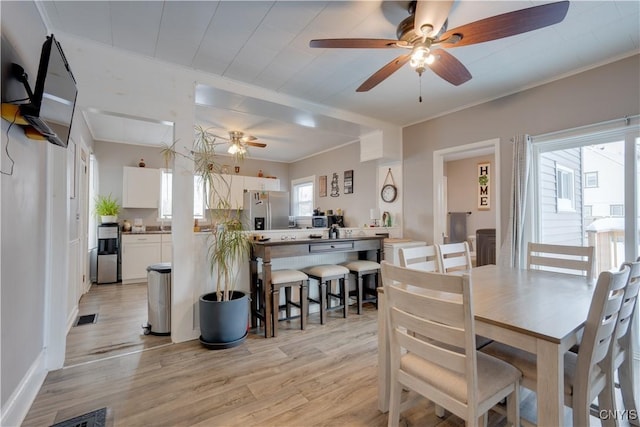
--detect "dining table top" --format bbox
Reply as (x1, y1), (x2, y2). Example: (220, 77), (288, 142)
(469, 265), (596, 344)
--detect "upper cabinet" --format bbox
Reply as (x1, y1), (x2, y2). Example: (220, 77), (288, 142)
(122, 167), (161, 208)
(244, 176), (280, 192)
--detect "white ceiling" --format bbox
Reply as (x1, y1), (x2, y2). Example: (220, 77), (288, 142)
(38, 0), (640, 162)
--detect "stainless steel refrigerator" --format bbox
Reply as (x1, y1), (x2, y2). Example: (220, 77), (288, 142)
(243, 190), (290, 230)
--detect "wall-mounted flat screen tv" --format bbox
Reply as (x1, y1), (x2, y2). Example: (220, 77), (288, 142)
(19, 34), (77, 148)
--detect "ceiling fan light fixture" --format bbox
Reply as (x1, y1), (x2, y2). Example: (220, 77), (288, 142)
(409, 46), (434, 71)
(227, 144), (239, 155)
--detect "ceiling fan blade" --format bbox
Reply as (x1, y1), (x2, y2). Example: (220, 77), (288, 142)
(439, 1), (569, 48)
(241, 135), (258, 142)
(310, 38), (405, 49)
(246, 141), (267, 148)
(356, 54), (411, 92)
(414, 0), (454, 38)
(428, 49), (471, 86)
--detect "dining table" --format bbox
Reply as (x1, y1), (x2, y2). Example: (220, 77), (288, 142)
(377, 264), (597, 427)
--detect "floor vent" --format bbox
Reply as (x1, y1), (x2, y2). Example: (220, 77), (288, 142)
(50, 407), (107, 427)
(74, 313), (98, 327)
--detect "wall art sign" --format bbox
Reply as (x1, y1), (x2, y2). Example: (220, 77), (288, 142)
(478, 162), (490, 210)
(319, 175), (327, 197)
(344, 170), (353, 194)
(330, 172), (340, 197)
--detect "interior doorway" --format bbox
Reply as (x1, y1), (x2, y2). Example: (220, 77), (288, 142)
(433, 138), (501, 261)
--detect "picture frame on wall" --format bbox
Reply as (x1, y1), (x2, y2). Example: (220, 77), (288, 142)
(344, 170), (353, 194)
(319, 175), (327, 197)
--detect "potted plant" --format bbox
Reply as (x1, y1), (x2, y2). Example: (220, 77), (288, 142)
(162, 126), (252, 349)
(94, 193), (121, 223)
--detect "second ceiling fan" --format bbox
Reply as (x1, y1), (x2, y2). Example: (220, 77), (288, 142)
(310, 0), (570, 93)
(213, 130), (267, 155)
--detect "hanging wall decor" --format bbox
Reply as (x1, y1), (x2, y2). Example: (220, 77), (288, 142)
(330, 172), (340, 197)
(478, 162), (490, 210)
(319, 175), (327, 197)
(344, 170), (353, 194)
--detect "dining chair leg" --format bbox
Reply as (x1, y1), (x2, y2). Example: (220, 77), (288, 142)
(619, 355), (639, 427)
(506, 385), (520, 427)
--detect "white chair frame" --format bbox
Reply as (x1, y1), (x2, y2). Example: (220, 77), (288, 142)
(527, 242), (595, 282)
(436, 241), (472, 274)
(398, 245), (439, 272)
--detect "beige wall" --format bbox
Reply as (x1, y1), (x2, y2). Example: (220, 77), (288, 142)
(289, 141), (378, 228)
(446, 154), (496, 238)
(403, 54), (640, 247)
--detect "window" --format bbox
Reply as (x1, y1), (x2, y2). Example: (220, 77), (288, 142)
(556, 164), (575, 212)
(159, 169), (204, 219)
(610, 204), (624, 217)
(584, 171), (598, 188)
(584, 205), (592, 217)
(291, 176), (314, 217)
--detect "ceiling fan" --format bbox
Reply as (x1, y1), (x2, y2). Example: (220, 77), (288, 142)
(309, 1), (569, 96)
(212, 130), (267, 155)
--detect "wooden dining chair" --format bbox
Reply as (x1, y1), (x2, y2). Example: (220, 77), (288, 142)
(481, 266), (630, 427)
(600, 259), (640, 427)
(381, 261), (521, 427)
(398, 245), (439, 272)
(436, 241), (472, 274)
(527, 242), (595, 282)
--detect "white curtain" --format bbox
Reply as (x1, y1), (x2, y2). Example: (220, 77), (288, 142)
(500, 134), (532, 269)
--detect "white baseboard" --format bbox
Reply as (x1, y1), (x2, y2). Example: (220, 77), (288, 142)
(0, 350), (47, 427)
(66, 305), (79, 334)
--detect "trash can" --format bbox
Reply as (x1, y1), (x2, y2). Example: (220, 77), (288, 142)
(143, 262), (171, 336)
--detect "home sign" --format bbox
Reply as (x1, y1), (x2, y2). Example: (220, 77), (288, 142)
(478, 162), (490, 210)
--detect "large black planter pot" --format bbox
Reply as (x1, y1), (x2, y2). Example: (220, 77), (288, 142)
(199, 290), (249, 350)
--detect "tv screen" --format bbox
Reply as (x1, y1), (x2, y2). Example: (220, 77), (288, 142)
(20, 34), (77, 148)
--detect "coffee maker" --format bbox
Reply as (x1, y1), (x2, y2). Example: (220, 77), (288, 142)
(327, 215), (344, 228)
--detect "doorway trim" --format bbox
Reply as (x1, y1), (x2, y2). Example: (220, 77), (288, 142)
(433, 138), (501, 261)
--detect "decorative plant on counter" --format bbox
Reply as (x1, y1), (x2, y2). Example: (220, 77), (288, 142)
(94, 193), (121, 222)
(161, 125), (252, 348)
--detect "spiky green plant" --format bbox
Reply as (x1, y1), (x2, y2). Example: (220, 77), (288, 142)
(94, 193), (121, 217)
(163, 125), (252, 301)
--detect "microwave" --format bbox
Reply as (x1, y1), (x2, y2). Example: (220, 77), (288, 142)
(311, 216), (328, 228)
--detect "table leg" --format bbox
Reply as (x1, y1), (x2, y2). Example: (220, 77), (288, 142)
(378, 287), (390, 413)
(537, 338), (564, 426)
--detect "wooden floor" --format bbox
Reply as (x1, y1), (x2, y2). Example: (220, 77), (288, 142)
(24, 285), (629, 427)
(64, 282), (171, 366)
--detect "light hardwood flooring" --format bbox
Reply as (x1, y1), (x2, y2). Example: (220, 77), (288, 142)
(24, 287), (630, 427)
(64, 282), (171, 366)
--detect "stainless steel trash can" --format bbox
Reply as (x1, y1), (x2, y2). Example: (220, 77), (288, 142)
(145, 263), (171, 335)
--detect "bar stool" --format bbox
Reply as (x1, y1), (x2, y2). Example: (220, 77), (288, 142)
(270, 269), (308, 337)
(303, 264), (349, 324)
(342, 260), (380, 314)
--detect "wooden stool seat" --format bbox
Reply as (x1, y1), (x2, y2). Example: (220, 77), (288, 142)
(342, 260), (380, 314)
(269, 269), (308, 337)
(304, 264), (349, 324)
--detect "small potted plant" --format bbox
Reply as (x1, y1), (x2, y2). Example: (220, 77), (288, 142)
(94, 193), (121, 223)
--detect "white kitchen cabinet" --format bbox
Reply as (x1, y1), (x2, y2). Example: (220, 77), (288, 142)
(243, 176), (280, 191)
(122, 167), (161, 208)
(161, 234), (172, 263)
(121, 234), (161, 283)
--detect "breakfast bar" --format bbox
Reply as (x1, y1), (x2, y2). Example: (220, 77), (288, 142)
(250, 235), (385, 337)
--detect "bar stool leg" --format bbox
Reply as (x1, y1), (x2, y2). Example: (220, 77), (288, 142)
(341, 277), (348, 318)
(300, 281), (308, 330)
(320, 280), (327, 325)
(284, 286), (292, 319)
(357, 273), (364, 315)
(271, 286), (280, 338)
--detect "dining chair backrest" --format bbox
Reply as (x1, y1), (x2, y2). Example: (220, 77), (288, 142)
(612, 260), (640, 348)
(571, 266), (629, 426)
(398, 245), (439, 272)
(381, 261), (478, 418)
(527, 242), (595, 282)
(436, 241), (472, 274)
